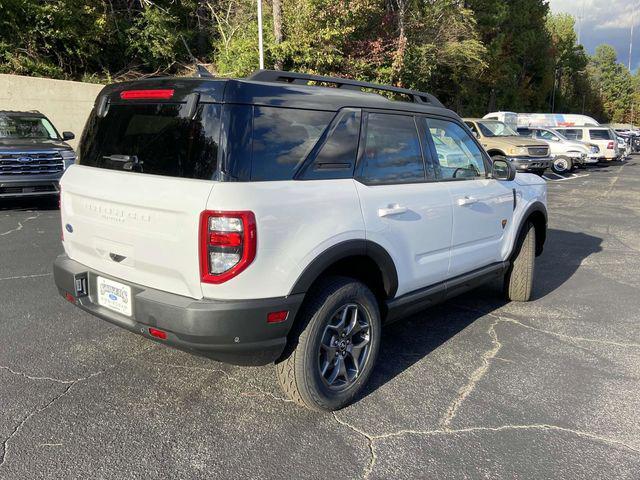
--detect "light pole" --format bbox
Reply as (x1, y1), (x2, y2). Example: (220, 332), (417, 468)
(257, 0), (264, 70)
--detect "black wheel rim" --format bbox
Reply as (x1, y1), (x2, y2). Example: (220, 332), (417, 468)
(318, 303), (371, 391)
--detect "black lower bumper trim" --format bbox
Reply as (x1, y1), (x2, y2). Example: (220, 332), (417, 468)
(53, 255), (304, 366)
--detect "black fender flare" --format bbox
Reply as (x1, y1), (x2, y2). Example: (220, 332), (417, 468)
(289, 239), (398, 298)
(510, 201), (547, 257)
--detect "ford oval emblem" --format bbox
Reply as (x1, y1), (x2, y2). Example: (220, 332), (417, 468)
(108, 293), (118, 301)
(17, 156), (33, 163)
(65, 224), (73, 233)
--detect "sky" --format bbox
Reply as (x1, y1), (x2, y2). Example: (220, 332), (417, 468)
(548, 0), (639, 73)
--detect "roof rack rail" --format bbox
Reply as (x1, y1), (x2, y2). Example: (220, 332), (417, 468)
(248, 70), (444, 107)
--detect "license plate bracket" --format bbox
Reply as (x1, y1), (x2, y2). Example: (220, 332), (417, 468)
(96, 276), (132, 317)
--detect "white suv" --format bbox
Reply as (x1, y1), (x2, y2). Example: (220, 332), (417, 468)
(554, 127), (619, 162)
(517, 126), (599, 174)
(54, 71), (548, 411)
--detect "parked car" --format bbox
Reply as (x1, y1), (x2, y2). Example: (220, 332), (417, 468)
(614, 134), (631, 160)
(516, 126), (599, 174)
(553, 127), (619, 162)
(464, 118), (551, 174)
(53, 71), (548, 411)
(0, 110), (75, 199)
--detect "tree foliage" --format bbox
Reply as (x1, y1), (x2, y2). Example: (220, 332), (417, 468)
(0, 0), (637, 122)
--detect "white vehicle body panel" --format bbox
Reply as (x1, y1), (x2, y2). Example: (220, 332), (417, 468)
(61, 165), (547, 302)
(446, 178), (516, 277)
(200, 179), (365, 300)
(60, 165), (214, 299)
(355, 180), (453, 297)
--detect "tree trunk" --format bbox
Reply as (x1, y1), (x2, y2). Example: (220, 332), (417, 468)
(273, 0), (284, 70)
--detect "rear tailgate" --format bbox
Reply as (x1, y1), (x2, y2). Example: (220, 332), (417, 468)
(61, 165), (214, 299)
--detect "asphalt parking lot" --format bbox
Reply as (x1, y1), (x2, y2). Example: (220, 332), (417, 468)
(1, 159), (640, 479)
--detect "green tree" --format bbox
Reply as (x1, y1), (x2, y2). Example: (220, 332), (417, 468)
(588, 45), (635, 122)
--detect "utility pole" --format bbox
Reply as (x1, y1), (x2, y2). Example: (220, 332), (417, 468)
(257, 0), (264, 69)
(630, 5), (635, 71)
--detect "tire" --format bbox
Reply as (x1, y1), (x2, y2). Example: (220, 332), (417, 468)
(276, 276), (381, 411)
(504, 221), (535, 302)
(551, 156), (572, 174)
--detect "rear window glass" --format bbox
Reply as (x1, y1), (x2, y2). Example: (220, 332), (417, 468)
(251, 107), (333, 181)
(360, 113), (425, 184)
(589, 129), (613, 140)
(79, 103), (221, 180)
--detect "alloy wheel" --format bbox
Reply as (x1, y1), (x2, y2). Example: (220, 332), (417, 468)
(318, 303), (371, 390)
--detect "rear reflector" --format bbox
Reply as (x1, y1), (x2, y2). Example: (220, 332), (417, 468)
(120, 89), (174, 100)
(64, 292), (76, 304)
(149, 328), (167, 340)
(267, 311), (289, 324)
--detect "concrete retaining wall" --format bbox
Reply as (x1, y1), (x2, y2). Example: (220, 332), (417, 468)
(0, 74), (104, 150)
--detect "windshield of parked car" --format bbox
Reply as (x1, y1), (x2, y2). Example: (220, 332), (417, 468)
(477, 120), (518, 137)
(0, 114), (59, 140)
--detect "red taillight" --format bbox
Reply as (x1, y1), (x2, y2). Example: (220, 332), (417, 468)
(267, 311), (289, 324)
(120, 89), (174, 100)
(64, 292), (76, 304)
(607, 141), (614, 149)
(149, 328), (167, 340)
(199, 211), (257, 284)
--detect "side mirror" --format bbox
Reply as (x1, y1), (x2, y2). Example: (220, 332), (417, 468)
(62, 131), (75, 141)
(492, 158), (516, 181)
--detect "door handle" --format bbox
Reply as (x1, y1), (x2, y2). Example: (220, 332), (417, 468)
(457, 196), (478, 206)
(378, 204), (408, 217)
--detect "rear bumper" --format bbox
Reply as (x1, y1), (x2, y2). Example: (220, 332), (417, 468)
(0, 173), (61, 198)
(508, 157), (551, 171)
(53, 254), (304, 366)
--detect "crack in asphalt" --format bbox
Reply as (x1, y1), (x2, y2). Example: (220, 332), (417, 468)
(0, 347), (153, 469)
(440, 316), (502, 430)
(0, 213), (40, 237)
(456, 305), (640, 350)
(0, 365), (76, 384)
(330, 296), (640, 479)
(0, 273), (52, 282)
(332, 413), (640, 479)
(142, 361), (293, 403)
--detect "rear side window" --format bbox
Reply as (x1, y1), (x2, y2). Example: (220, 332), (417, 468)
(560, 128), (583, 140)
(359, 113), (425, 185)
(424, 118), (486, 180)
(589, 129), (612, 140)
(299, 109), (361, 180)
(251, 107), (333, 181)
(80, 103), (221, 180)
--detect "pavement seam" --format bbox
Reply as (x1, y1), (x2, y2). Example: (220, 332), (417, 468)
(0, 347), (153, 470)
(456, 305), (640, 350)
(440, 316), (502, 430)
(141, 361), (293, 403)
(330, 415), (640, 479)
(0, 273), (52, 282)
(0, 212), (40, 237)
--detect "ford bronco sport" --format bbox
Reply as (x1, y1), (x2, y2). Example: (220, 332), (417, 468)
(0, 110), (75, 199)
(464, 118), (551, 175)
(53, 71), (547, 411)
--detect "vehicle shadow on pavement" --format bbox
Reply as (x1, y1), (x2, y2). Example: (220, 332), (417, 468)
(0, 196), (59, 211)
(360, 228), (603, 400)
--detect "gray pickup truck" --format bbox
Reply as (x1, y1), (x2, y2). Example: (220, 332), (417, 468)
(0, 110), (76, 199)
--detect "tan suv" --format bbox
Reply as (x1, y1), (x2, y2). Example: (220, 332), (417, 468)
(464, 118), (551, 174)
